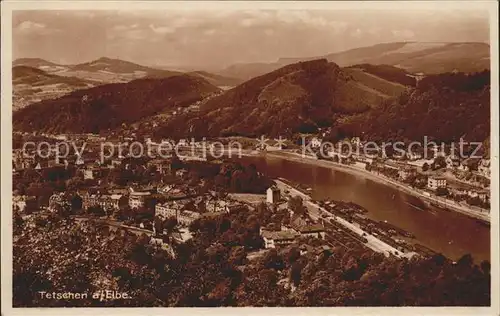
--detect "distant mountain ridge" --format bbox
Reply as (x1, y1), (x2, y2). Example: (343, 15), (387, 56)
(12, 57), (242, 111)
(13, 74), (221, 134)
(219, 42), (490, 80)
(13, 57), (242, 86)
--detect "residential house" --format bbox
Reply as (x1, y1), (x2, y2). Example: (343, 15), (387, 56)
(13, 195), (37, 213)
(177, 210), (201, 226)
(261, 230), (299, 249)
(310, 137), (322, 148)
(407, 151), (423, 161)
(290, 217), (326, 238)
(351, 137), (361, 147)
(155, 199), (191, 219)
(129, 190), (152, 209)
(398, 167), (416, 181)
(467, 189), (490, 203)
(147, 159), (172, 175)
(446, 155), (461, 169)
(205, 199), (230, 213)
(48, 192), (70, 213)
(478, 159), (490, 178)
(266, 186), (281, 204)
(84, 166), (102, 180)
(458, 158), (480, 172)
(427, 177), (447, 190)
(98, 194), (128, 212)
(81, 190), (102, 209)
(175, 169), (188, 178)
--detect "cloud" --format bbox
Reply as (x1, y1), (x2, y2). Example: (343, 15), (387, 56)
(17, 21), (46, 31)
(203, 29), (216, 36)
(15, 20), (61, 35)
(350, 28), (363, 38)
(149, 24), (176, 34)
(391, 29), (415, 39)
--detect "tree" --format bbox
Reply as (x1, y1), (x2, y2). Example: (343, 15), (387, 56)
(422, 162), (429, 172)
(288, 196), (306, 216)
(436, 187), (449, 196)
(154, 217), (164, 235)
(434, 156), (446, 169)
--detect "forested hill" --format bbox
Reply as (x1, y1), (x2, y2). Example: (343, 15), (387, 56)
(334, 71), (490, 143)
(13, 75), (221, 134)
(155, 59), (414, 139)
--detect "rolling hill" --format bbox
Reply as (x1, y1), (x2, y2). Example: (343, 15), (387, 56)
(13, 75), (221, 134)
(335, 70), (490, 144)
(155, 59), (414, 138)
(220, 42), (490, 80)
(12, 57), (241, 111)
(13, 66), (95, 111)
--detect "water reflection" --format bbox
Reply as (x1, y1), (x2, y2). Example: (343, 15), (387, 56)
(237, 156), (491, 262)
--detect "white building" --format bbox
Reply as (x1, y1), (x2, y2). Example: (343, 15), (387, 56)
(310, 137), (322, 148)
(266, 186), (281, 204)
(427, 177), (447, 190)
(261, 230), (298, 249)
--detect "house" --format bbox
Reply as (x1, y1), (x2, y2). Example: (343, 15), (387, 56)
(177, 210), (201, 226)
(261, 230), (299, 249)
(83, 166), (102, 180)
(128, 188), (153, 209)
(310, 137), (322, 148)
(175, 169), (188, 178)
(155, 201), (179, 219)
(458, 158), (480, 172)
(407, 151), (423, 161)
(155, 199), (191, 219)
(48, 192), (70, 213)
(398, 167), (416, 181)
(351, 137), (361, 147)
(80, 189), (102, 209)
(478, 159), (490, 178)
(446, 155), (461, 169)
(110, 159), (123, 169)
(13, 195), (37, 213)
(290, 217), (326, 238)
(150, 235), (172, 251)
(427, 177), (447, 190)
(148, 159), (172, 175)
(205, 199), (230, 213)
(177, 139), (189, 147)
(98, 194), (128, 212)
(266, 186), (281, 204)
(293, 223), (325, 238)
(467, 189), (490, 202)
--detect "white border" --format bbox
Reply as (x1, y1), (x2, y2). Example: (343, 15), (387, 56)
(1, 1), (499, 315)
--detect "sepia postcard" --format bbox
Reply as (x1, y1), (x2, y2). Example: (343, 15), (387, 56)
(1, 1), (499, 315)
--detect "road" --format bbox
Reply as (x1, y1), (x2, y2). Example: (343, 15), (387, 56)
(275, 179), (417, 259)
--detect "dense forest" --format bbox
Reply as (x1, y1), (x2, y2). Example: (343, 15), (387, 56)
(155, 59), (412, 139)
(334, 71), (490, 143)
(13, 204), (490, 307)
(13, 75), (220, 134)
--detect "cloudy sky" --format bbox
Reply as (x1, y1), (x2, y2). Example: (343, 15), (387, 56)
(13, 9), (490, 70)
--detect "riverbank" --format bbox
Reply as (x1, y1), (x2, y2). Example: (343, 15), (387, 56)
(264, 151), (490, 223)
(274, 179), (417, 259)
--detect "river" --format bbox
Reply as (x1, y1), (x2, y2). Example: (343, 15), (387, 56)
(235, 155), (490, 263)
